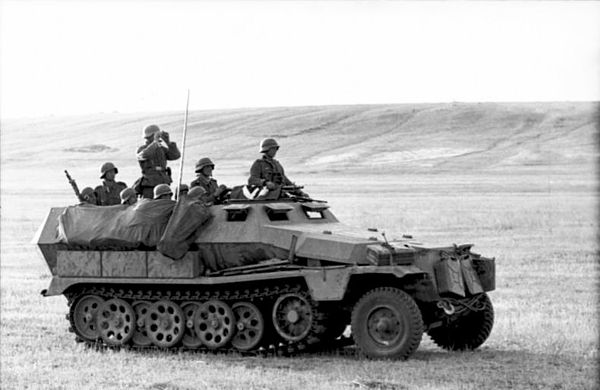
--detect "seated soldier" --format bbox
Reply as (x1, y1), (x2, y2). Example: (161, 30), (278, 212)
(178, 184), (189, 198)
(120, 188), (137, 206)
(153, 184), (173, 200)
(80, 187), (97, 205)
(190, 157), (229, 204)
(248, 138), (308, 198)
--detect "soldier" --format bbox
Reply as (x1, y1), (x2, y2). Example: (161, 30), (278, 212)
(190, 157), (229, 204)
(80, 187), (97, 205)
(135, 124), (181, 199)
(153, 183), (173, 200)
(94, 162), (127, 206)
(178, 184), (189, 198)
(120, 187), (137, 205)
(248, 138), (307, 197)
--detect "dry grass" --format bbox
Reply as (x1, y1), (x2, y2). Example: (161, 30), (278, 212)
(1, 103), (598, 389)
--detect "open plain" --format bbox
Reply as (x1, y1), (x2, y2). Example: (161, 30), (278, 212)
(1, 102), (598, 389)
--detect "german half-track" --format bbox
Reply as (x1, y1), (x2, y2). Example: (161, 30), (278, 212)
(35, 195), (496, 359)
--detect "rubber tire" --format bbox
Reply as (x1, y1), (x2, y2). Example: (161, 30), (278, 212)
(427, 293), (494, 351)
(351, 287), (424, 360)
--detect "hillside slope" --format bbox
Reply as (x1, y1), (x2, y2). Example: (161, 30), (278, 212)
(1, 102), (597, 192)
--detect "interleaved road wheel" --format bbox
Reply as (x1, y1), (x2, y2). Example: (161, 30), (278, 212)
(71, 295), (104, 342)
(351, 287), (423, 360)
(145, 300), (185, 348)
(97, 298), (135, 346)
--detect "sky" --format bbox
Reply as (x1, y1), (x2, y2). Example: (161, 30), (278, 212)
(1, 1), (599, 118)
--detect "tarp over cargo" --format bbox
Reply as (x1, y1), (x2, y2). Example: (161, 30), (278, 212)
(157, 197), (213, 260)
(57, 199), (176, 249)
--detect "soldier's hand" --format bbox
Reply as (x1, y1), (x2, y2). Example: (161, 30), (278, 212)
(158, 138), (169, 149)
(161, 131), (170, 143)
(266, 181), (277, 190)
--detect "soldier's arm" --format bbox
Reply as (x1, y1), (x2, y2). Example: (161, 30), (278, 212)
(248, 160), (266, 187)
(165, 141), (181, 161)
(136, 142), (160, 160)
(278, 162), (294, 186)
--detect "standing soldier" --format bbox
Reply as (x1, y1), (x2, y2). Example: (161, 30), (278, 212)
(190, 157), (228, 204)
(248, 138), (307, 197)
(135, 124), (181, 199)
(94, 162), (127, 206)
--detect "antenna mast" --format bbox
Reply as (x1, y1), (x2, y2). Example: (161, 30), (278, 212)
(176, 89), (190, 201)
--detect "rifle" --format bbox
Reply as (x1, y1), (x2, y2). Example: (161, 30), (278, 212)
(64, 170), (82, 201)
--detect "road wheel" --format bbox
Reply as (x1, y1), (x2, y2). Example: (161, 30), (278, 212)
(272, 293), (313, 342)
(427, 293), (494, 351)
(194, 300), (235, 349)
(232, 302), (265, 351)
(181, 302), (203, 348)
(351, 287), (423, 359)
(131, 301), (152, 347)
(71, 295), (104, 342)
(145, 300), (185, 348)
(97, 298), (135, 347)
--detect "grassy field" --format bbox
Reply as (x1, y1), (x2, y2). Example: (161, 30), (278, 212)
(1, 103), (598, 389)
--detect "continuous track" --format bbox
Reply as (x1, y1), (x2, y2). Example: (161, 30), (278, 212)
(65, 282), (345, 356)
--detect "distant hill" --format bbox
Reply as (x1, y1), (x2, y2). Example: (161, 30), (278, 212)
(1, 102), (597, 192)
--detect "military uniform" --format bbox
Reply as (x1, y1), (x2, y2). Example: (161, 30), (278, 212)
(95, 180), (127, 206)
(248, 155), (293, 187)
(190, 175), (219, 203)
(136, 139), (181, 199)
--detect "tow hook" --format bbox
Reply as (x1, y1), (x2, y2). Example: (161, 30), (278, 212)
(437, 300), (456, 315)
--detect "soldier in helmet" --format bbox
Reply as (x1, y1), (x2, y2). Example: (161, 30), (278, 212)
(135, 124), (181, 199)
(190, 157), (229, 204)
(120, 187), (137, 206)
(80, 187), (97, 205)
(248, 138), (307, 197)
(153, 183), (173, 200)
(94, 162), (127, 206)
(178, 184), (189, 198)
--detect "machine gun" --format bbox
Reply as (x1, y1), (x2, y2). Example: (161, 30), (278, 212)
(64, 170), (82, 202)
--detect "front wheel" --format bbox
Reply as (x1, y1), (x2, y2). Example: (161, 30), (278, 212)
(351, 287), (424, 359)
(427, 293), (494, 351)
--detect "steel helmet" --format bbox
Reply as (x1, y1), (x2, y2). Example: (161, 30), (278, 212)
(153, 184), (173, 199)
(187, 186), (207, 200)
(80, 187), (94, 197)
(260, 138), (279, 153)
(194, 157), (215, 173)
(143, 124), (160, 139)
(100, 162), (118, 178)
(178, 184), (189, 194)
(119, 188), (136, 204)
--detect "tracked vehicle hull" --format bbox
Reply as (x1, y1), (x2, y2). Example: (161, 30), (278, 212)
(36, 199), (496, 359)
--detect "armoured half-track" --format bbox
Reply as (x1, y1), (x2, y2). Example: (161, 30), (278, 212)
(35, 195), (496, 359)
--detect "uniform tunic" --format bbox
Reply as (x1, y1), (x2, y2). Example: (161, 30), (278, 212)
(190, 175), (219, 203)
(136, 140), (181, 198)
(248, 155), (293, 187)
(94, 180), (127, 206)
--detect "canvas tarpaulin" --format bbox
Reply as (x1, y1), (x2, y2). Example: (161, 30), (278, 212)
(57, 198), (214, 259)
(57, 199), (176, 249)
(157, 197), (213, 260)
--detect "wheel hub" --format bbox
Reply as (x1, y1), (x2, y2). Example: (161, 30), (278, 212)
(287, 310), (299, 324)
(367, 307), (402, 345)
